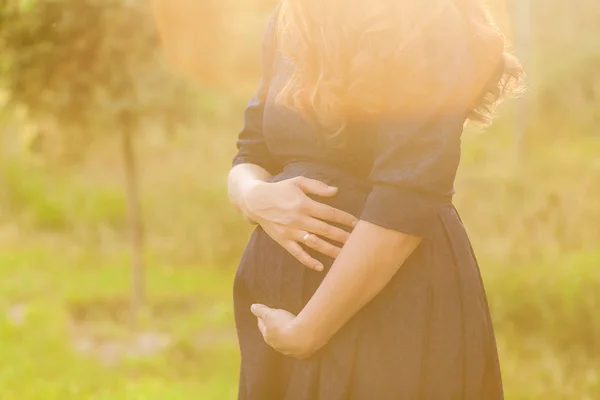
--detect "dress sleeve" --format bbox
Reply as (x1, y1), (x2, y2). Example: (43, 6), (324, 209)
(359, 112), (465, 240)
(359, 46), (481, 239)
(231, 7), (281, 175)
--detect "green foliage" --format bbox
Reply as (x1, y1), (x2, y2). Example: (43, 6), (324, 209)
(524, 0), (600, 137)
(490, 250), (600, 355)
(1, 0), (197, 157)
(456, 131), (600, 266)
(0, 158), (125, 231)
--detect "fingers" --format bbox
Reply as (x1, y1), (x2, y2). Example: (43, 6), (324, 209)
(257, 318), (267, 337)
(302, 217), (351, 244)
(251, 304), (272, 319)
(294, 177), (338, 198)
(297, 231), (342, 260)
(291, 177), (357, 228)
(260, 223), (325, 271)
(306, 200), (359, 228)
(284, 241), (324, 271)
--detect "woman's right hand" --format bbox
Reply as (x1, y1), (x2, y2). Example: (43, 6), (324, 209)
(241, 177), (359, 271)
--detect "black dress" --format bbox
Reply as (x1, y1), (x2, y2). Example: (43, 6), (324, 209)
(231, 9), (504, 400)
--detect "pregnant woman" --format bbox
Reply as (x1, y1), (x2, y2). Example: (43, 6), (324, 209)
(228, 1), (523, 399)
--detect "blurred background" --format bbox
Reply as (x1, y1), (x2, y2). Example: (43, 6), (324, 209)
(0, 0), (598, 398)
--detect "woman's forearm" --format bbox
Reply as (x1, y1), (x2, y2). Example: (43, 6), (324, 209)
(293, 220), (423, 346)
(227, 163), (272, 219)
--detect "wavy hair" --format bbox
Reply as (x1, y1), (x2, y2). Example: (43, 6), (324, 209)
(274, 0), (525, 140)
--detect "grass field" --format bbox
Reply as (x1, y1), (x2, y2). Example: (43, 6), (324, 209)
(0, 245), (239, 400)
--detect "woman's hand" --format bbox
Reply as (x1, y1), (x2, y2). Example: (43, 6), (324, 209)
(250, 304), (323, 359)
(241, 177), (358, 271)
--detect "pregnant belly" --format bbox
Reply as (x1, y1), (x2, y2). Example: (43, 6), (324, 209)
(235, 162), (372, 314)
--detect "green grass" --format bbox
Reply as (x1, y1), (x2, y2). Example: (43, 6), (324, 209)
(489, 250), (600, 399)
(0, 246), (239, 400)
(0, 158), (126, 231)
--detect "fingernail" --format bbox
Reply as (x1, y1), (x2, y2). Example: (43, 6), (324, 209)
(315, 263), (324, 271)
(328, 186), (337, 191)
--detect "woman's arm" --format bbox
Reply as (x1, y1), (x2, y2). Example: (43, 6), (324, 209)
(227, 163), (272, 222)
(251, 220), (422, 358)
(294, 220), (422, 347)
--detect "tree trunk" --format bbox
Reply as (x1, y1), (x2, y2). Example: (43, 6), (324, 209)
(121, 113), (145, 325)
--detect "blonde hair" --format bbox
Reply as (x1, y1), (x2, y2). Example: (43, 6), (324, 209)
(274, 0), (524, 140)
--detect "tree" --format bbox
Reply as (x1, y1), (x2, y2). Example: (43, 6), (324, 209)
(1, 0), (197, 323)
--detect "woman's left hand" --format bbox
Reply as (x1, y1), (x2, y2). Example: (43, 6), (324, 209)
(251, 304), (321, 359)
